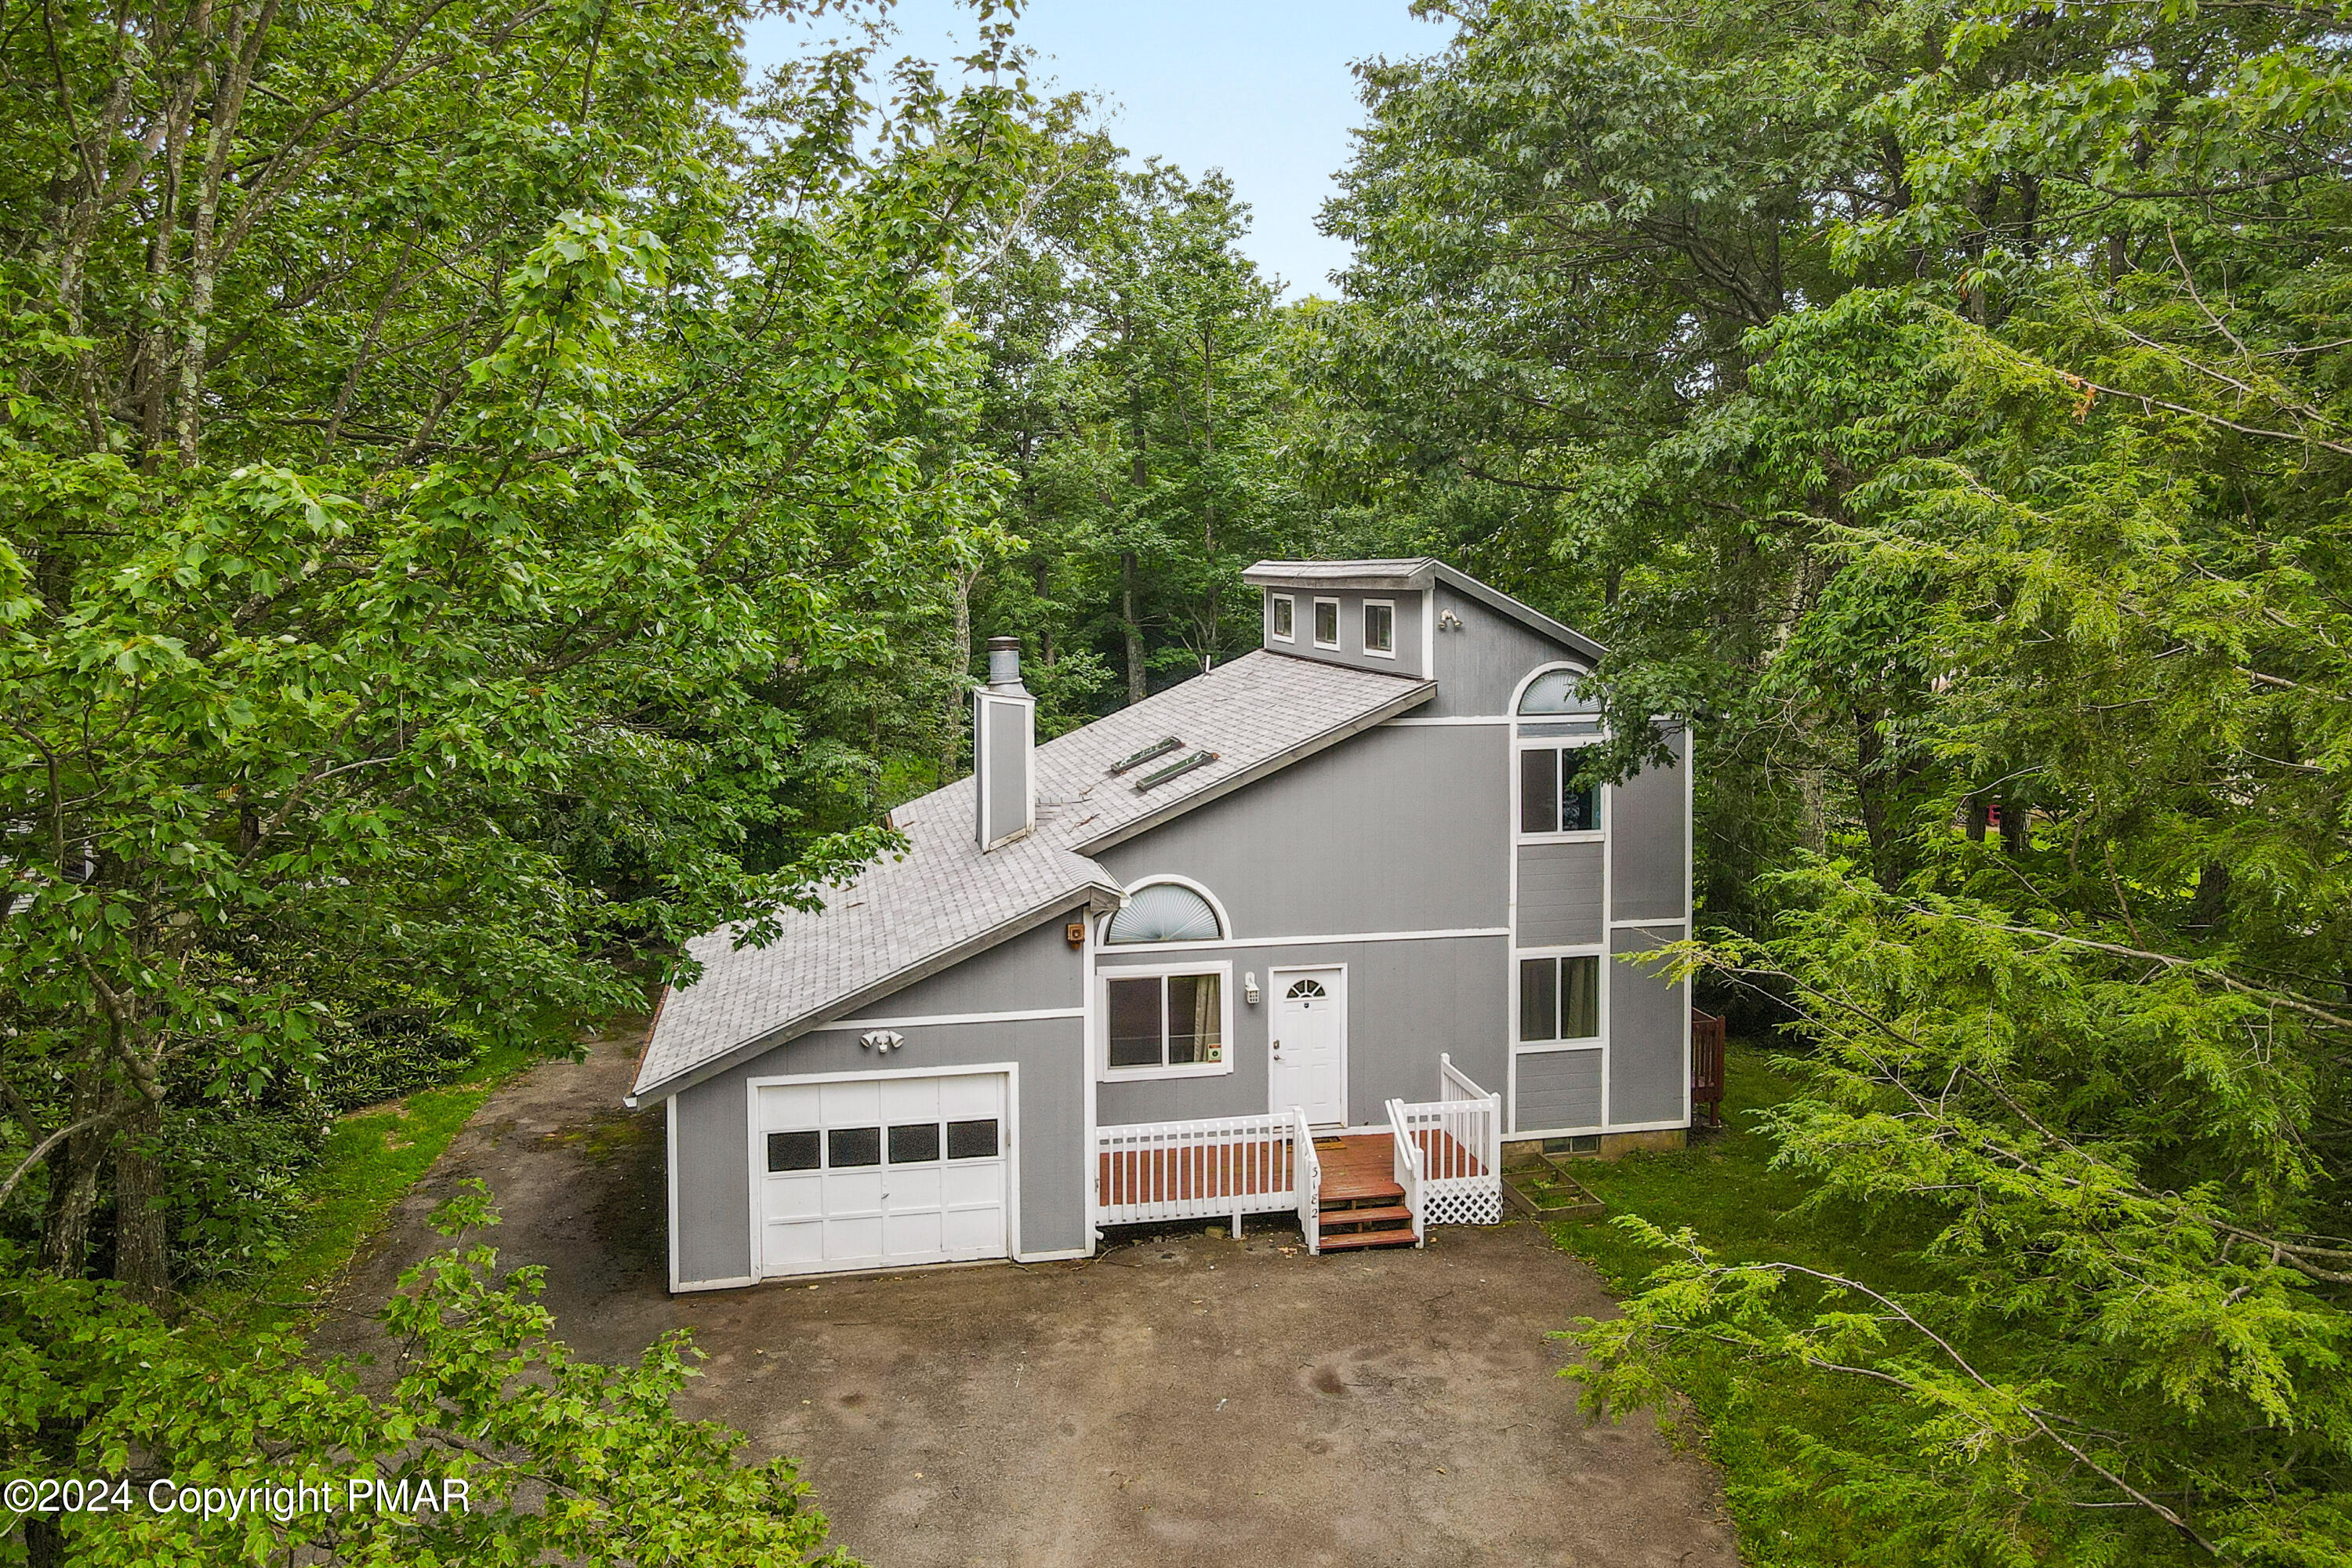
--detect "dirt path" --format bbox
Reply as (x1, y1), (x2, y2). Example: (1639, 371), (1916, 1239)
(318, 1029), (1742, 1568)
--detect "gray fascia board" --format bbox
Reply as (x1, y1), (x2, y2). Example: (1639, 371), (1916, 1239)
(624, 878), (1123, 1107)
(1074, 671), (1437, 855)
(1428, 563), (1609, 662)
(1242, 559), (1436, 593)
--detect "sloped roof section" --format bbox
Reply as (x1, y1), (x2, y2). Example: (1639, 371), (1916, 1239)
(628, 650), (1433, 1104)
(1242, 558), (1607, 662)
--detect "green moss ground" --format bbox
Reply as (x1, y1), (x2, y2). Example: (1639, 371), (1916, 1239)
(209, 1042), (539, 1334)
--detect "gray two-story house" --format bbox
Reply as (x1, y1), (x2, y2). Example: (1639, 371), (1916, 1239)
(626, 559), (1693, 1290)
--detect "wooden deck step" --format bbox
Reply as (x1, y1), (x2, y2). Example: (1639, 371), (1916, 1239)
(1319, 1226), (1420, 1251)
(1318, 1204), (1413, 1230)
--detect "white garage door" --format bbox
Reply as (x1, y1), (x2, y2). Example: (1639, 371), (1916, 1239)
(756, 1071), (1009, 1277)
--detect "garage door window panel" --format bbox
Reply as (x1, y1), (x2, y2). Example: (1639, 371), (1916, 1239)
(766, 1130), (820, 1172)
(828, 1126), (882, 1167)
(948, 1118), (1000, 1160)
(889, 1122), (942, 1163)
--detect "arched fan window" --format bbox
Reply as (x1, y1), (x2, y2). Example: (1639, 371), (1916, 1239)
(1517, 666), (1599, 715)
(1286, 978), (1326, 1000)
(1105, 881), (1223, 945)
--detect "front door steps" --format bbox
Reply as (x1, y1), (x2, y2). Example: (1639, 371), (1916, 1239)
(1312, 1134), (1418, 1251)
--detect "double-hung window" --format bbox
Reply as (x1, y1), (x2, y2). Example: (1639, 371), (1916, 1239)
(1312, 597), (1341, 648)
(1270, 594), (1295, 641)
(1519, 956), (1600, 1043)
(1361, 599), (1394, 656)
(1106, 971), (1225, 1071)
(1519, 746), (1599, 835)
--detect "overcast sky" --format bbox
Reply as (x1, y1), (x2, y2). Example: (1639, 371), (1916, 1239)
(741, 1), (1455, 301)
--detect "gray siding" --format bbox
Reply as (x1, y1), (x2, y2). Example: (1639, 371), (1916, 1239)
(670, 907), (1089, 1287)
(866, 914), (1082, 1016)
(1515, 1048), (1603, 1132)
(1095, 934), (1508, 1128)
(1608, 924), (1690, 1126)
(1099, 723), (1508, 938)
(673, 1015), (1088, 1286)
(1516, 842), (1604, 947)
(1263, 587), (1427, 678)
(1611, 726), (1689, 924)
(1428, 585), (1587, 717)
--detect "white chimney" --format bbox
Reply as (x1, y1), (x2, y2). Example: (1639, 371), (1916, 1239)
(975, 636), (1035, 851)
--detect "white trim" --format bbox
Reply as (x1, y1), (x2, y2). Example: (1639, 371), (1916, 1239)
(826, 1005), (1084, 1030)
(1269, 592), (1296, 644)
(1092, 925), (1509, 957)
(1013, 1246), (1089, 1264)
(745, 1061), (1023, 1280)
(1385, 715), (1512, 727)
(1096, 872), (1232, 947)
(1312, 596), (1341, 649)
(666, 1096), (681, 1295)
(1608, 917), (1688, 931)
(1360, 597), (1397, 659)
(1512, 1039), (1606, 1055)
(1510, 1116), (1691, 1140)
(1420, 586), (1436, 675)
(1267, 963), (1348, 1127)
(1098, 959), (1236, 1081)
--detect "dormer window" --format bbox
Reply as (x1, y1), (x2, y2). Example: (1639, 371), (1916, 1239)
(1362, 600), (1395, 656)
(1270, 594), (1295, 642)
(1313, 597), (1340, 648)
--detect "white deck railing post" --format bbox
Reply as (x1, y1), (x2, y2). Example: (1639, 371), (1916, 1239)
(1293, 1108), (1321, 1254)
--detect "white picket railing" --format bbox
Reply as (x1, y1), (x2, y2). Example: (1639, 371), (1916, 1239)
(1390, 1055), (1505, 1228)
(1292, 1107), (1322, 1254)
(1385, 1099), (1428, 1246)
(1094, 1111), (1303, 1236)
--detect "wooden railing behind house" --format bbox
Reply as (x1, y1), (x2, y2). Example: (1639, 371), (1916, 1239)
(1692, 1009), (1728, 1127)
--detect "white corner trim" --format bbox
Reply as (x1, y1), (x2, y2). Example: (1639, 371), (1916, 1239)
(666, 1096), (682, 1294)
(823, 1005), (1085, 1030)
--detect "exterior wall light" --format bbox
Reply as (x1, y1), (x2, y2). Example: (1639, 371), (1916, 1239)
(1243, 972), (1261, 1005)
(859, 1030), (905, 1054)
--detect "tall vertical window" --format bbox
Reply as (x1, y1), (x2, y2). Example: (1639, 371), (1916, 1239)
(1312, 597), (1340, 648)
(1270, 594), (1295, 641)
(1519, 956), (1600, 1042)
(1107, 973), (1225, 1069)
(1362, 600), (1395, 655)
(1519, 747), (1599, 834)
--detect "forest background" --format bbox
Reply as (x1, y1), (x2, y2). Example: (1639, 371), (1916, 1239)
(2, 0), (2350, 1561)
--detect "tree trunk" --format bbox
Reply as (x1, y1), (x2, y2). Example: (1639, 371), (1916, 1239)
(38, 1071), (105, 1277)
(1121, 552), (1145, 705)
(1965, 793), (1991, 842)
(112, 1084), (169, 1303)
(1853, 708), (1900, 890)
(940, 568), (975, 784)
(1998, 793), (2029, 857)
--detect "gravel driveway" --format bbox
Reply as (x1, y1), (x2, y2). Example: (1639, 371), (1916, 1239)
(318, 1032), (1741, 1568)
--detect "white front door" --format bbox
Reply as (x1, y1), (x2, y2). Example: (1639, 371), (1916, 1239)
(755, 1070), (1010, 1277)
(1269, 967), (1347, 1127)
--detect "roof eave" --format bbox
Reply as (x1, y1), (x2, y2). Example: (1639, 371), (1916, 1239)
(625, 877), (1123, 1107)
(1074, 675), (1438, 855)
(1240, 559), (1436, 593)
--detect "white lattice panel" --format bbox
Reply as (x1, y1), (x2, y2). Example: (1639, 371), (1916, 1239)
(1423, 1183), (1502, 1228)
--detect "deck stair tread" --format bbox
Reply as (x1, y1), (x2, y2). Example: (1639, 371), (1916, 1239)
(1318, 1227), (1421, 1251)
(1316, 1204), (1413, 1229)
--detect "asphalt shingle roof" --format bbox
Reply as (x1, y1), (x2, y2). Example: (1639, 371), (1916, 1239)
(629, 650), (1434, 1102)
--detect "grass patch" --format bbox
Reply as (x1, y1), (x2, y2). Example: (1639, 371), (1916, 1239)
(210, 1041), (541, 1334)
(1541, 1043), (1954, 1567)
